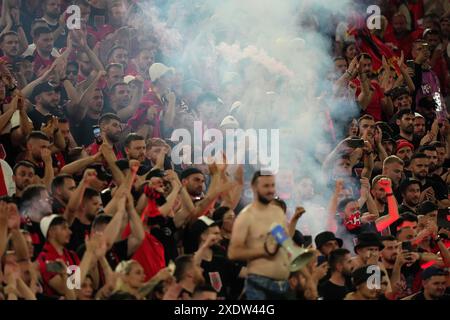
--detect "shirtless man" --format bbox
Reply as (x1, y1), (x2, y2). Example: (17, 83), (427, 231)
(228, 171), (290, 300)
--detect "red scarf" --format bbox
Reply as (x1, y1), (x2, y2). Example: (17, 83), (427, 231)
(0, 161), (9, 196)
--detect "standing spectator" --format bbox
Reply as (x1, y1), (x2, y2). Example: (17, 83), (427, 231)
(20, 184), (53, 257)
(411, 267), (449, 300)
(345, 265), (389, 300)
(382, 156), (404, 194)
(50, 173), (76, 214)
(228, 171), (291, 300)
(28, 82), (64, 130)
(0, 31), (20, 63)
(384, 13), (422, 59)
(314, 231), (343, 259)
(173, 254), (206, 299)
(412, 39), (444, 110)
(39, 0), (67, 49)
(37, 214), (79, 298)
(123, 133), (146, 165)
(87, 113), (123, 158)
(28, 27), (58, 76)
(394, 109), (421, 148)
(398, 179), (422, 214)
(319, 248), (353, 300)
(192, 217), (243, 299)
(413, 113), (427, 139)
(12, 161), (36, 202)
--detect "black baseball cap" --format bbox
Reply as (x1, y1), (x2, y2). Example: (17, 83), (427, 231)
(399, 178), (422, 195)
(180, 167), (203, 180)
(30, 82), (59, 103)
(422, 266), (448, 280)
(389, 86), (410, 101)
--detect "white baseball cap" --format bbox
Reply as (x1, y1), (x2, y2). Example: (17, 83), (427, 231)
(229, 101), (242, 114)
(220, 115), (239, 129)
(40, 214), (62, 239)
(414, 112), (424, 119)
(148, 63), (175, 82)
(123, 75), (136, 84)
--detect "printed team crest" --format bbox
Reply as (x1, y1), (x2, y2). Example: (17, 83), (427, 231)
(209, 272), (222, 292)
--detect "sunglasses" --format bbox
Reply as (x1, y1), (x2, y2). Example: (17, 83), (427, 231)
(66, 70), (78, 75)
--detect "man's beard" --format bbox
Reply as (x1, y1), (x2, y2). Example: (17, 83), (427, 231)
(107, 132), (120, 144)
(429, 163), (438, 173)
(384, 254), (397, 265)
(257, 192), (273, 205)
(48, 11), (59, 20)
(404, 125), (414, 134)
(42, 101), (57, 111)
(86, 212), (96, 222)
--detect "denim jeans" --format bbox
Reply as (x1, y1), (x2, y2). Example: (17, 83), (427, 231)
(245, 274), (289, 300)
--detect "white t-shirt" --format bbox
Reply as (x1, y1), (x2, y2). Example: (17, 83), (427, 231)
(0, 159), (15, 196)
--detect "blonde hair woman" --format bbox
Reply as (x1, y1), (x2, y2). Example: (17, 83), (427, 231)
(112, 260), (146, 300)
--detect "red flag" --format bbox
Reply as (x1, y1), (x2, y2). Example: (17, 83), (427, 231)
(349, 27), (396, 72)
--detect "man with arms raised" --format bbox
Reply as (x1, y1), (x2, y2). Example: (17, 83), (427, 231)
(228, 171), (290, 300)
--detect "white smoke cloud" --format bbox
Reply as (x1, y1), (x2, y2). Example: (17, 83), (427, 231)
(134, 0), (367, 237)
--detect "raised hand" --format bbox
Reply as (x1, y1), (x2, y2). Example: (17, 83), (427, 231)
(129, 159), (140, 174)
(40, 147), (52, 164)
(360, 177), (370, 195)
(292, 206), (306, 220)
(82, 168), (98, 186)
(377, 177), (392, 194)
(7, 203), (20, 230)
(374, 126), (383, 145)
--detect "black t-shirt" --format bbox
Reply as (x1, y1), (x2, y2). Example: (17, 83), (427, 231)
(149, 216), (178, 264)
(201, 254), (242, 300)
(0, 133), (18, 167)
(68, 218), (92, 251)
(423, 175), (448, 201)
(52, 199), (66, 215)
(27, 107), (65, 131)
(412, 291), (450, 300)
(319, 280), (351, 300)
(398, 204), (416, 215)
(70, 116), (98, 147)
(77, 239), (129, 270)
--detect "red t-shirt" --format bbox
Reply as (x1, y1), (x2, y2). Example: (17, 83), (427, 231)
(352, 78), (385, 121)
(33, 51), (55, 76)
(37, 242), (80, 297)
(383, 29), (422, 59)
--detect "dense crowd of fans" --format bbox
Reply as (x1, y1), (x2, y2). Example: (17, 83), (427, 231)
(0, 0), (449, 300)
